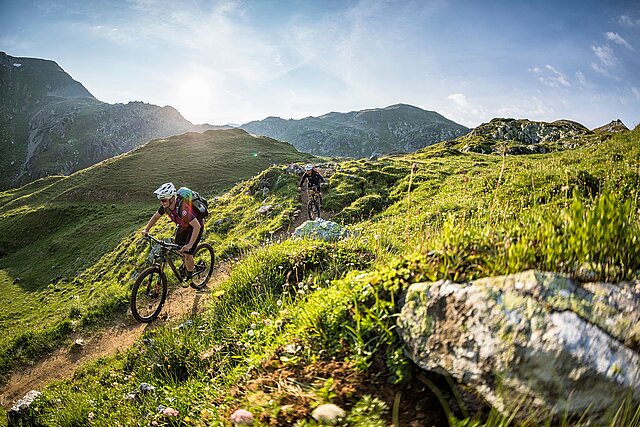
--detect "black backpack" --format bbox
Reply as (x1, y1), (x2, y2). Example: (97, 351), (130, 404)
(176, 187), (209, 219)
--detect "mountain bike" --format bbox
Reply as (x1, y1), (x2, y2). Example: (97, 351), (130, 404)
(307, 186), (322, 220)
(130, 235), (214, 322)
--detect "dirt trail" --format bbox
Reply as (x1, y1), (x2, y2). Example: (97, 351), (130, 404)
(0, 262), (230, 409)
(1, 171), (332, 409)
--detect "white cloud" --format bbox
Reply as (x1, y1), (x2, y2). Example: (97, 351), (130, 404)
(446, 93), (483, 120)
(590, 62), (609, 76)
(632, 87), (640, 100)
(619, 15), (640, 27)
(592, 45), (617, 67)
(530, 64), (571, 87)
(448, 93), (469, 108)
(604, 32), (634, 50)
(575, 71), (593, 89)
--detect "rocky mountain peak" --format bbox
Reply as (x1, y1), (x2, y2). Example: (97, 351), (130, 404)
(593, 119), (630, 134)
(1, 51), (95, 100)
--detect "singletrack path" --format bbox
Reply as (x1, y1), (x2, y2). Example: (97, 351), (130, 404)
(0, 262), (230, 409)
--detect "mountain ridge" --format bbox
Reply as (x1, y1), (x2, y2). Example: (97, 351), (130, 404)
(0, 52), (220, 190)
(240, 103), (470, 158)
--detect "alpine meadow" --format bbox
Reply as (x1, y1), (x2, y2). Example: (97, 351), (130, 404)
(1, 112), (639, 425)
(1, 1), (640, 424)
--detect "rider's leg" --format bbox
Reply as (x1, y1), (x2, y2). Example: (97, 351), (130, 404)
(184, 254), (195, 276)
(175, 226), (195, 280)
(182, 222), (204, 280)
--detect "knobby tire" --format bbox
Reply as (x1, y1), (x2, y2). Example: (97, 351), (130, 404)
(308, 199), (320, 220)
(131, 266), (167, 322)
(190, 243), (214, 290)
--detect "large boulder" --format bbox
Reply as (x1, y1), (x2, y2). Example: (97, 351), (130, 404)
(396, 270), (640, 423)
(292, 219), (349, 241)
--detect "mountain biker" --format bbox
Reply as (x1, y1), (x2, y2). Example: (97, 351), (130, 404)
(142, 182), (204, 284)
(299, 164), (324, 193)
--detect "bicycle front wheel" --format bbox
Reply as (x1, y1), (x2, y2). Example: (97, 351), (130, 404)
(191, 243), (214, 290)
(131, 266), (167, 322)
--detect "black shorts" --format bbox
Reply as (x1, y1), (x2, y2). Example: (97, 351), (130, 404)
(174, 224), (203, 255)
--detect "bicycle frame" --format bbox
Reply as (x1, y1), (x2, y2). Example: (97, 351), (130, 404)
(307, 188), (321, 203)
(146, 235), (185, 281)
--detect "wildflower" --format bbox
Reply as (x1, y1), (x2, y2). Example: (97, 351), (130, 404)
(162, 407), (179, 417)
(251, 311), (259, 317)
(263, 319), (273, 326)
(298, 289), (305, 295)
(230, 408), (254, 425)
(250, 323), (257, 329)
(275, 319), (283, 328)
(201, 408), (214, 420)
(276, 299), (283, 306)
(248, 330), (254, 336)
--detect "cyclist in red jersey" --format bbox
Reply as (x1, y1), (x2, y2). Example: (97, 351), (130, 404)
(142, 182), (203, 284)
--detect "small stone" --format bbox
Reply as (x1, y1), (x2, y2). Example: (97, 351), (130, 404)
(311, 403), (346, 424)
(139, 382), (156, 393)
(230, 408), (254, 425)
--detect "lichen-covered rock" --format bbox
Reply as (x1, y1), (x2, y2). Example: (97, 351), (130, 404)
(292, 219), (349, 241)
(8, 390), (41, 425)
(396, 270), (640, 422)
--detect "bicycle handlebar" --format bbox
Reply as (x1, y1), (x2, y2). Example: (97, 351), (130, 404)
(144, 234), (182, 251)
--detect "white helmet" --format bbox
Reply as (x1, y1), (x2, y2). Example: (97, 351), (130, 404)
(305, 164), (313, 171)
(154, 182), (176, 199)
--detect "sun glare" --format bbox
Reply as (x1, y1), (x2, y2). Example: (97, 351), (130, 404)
(173, 74), (215, 124)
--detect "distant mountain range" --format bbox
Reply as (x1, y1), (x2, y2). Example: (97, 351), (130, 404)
(240, 104), (470, 158)
(2, 52), (629, 192)
(0, 52), (225, 190)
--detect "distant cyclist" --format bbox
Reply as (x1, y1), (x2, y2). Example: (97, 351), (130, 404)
(142, 182), (204, 285)
(299, 164), (324, 192)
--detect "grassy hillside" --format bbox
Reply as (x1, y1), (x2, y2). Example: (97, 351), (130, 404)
(3, 125), (640, 425)
(0, 128), (311, 385)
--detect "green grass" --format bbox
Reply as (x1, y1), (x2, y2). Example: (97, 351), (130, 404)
(3, 126), (640, 425)
(0, 130), (312, 383)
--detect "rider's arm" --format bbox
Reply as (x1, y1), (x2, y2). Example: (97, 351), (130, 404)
(299, 173), (307, 187)
(182, 218), (201, 251)
(142, 212), (162, 236)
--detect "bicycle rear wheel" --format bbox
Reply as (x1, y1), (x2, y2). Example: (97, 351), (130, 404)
(131, 266), (167, 322)
(308, 199), (320, 220)
(190, 243), (214, 290)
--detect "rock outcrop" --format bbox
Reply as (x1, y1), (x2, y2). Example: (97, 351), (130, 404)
(457, 118), (594, 154)
(396, 270), (640, 423)
(293, 219), (350, 241)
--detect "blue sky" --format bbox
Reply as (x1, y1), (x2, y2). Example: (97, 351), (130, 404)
(1, 0), (639, 128)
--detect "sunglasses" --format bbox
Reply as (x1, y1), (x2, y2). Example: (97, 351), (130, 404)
(159, 197), (172, 202)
